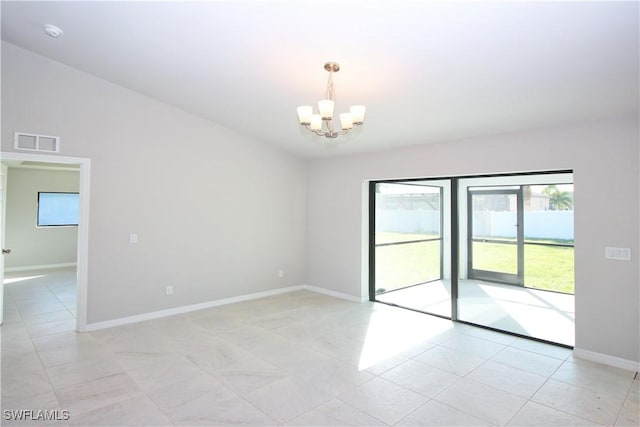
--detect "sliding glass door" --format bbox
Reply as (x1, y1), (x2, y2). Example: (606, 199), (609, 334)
(370, 172), (575, 346)
(458, 177), (575, 345)
(371, 181), (450, 317)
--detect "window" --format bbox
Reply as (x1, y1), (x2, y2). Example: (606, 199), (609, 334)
(37, 192), (79, 226)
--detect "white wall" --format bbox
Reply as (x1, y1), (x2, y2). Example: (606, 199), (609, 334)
(5, 168), (79, 269)
(1, 42), (307, 324)
(307, 118), (639, 363)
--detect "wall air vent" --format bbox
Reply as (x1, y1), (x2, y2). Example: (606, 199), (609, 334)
(14, 132), (60, 153)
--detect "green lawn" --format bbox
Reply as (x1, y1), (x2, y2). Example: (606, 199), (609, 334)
(524, 244), (574, 293)
(375, 232), (574, 294)
(375, 239), (440, 293)
(472, 241), (574, 293)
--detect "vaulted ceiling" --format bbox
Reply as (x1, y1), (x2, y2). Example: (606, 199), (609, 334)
(2, 1), (638, 158)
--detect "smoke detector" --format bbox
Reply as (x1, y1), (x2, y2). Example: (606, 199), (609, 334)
(43, 24), (64, 38)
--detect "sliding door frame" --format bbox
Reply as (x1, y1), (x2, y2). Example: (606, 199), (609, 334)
(368, 181), (377, 302)
(467, 187), (524, 286)
(368, 169), (573, 347)
(368, 181), (445, 299)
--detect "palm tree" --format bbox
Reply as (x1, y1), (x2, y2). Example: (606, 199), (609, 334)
(542, 185), (573, 210)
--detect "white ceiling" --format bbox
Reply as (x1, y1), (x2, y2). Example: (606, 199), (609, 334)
(2, 1), (638, 158)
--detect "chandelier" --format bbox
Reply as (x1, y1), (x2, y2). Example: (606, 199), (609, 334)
(296, 62), (366, 139)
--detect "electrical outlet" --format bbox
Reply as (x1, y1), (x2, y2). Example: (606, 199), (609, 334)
(278, 269), (285, 278)
(165, 286), (173, 295)
(129, 233), (138, 244)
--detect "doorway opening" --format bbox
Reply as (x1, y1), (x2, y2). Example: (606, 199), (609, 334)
(369, 171), (575, 346)
(1, 151), (90, 331)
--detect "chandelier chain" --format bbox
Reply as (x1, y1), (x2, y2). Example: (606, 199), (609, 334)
(324, 71), (336, 102)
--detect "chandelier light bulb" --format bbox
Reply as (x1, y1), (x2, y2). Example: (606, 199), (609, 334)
(310, 114), (322, 131)
(340, 113), (354, 130)
(297, 106), (313, 125)
(350, 105), (366, 125)
(318, 100), (335, 120)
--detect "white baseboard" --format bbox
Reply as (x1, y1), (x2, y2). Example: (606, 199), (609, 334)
(83, 285), (306, 331)
(303, 284), (367, 303)
(573, 347), (640, 372)
(5, 262), (77, 273)
(82, 284), (367, 332)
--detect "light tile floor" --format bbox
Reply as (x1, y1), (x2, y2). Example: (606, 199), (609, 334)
(377, 280), (575, 346)
(1, 268), (638, 426)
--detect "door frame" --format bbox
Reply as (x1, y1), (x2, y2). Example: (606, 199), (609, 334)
(368, 178), (452, 318)
(467, 187), (525, 286)
(1, 151), (91, 331)
(1, 164), (7, 325)
(371, 181), (445, 295)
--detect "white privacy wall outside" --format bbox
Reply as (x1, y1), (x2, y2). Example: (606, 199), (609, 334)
(376, 210), (440, 235)
(475, 211), (574, 240)
(378, 209), (574, 240)
(307, 117), (639, 364)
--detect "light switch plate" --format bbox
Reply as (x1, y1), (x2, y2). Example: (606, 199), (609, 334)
(605, 247), (631, 261)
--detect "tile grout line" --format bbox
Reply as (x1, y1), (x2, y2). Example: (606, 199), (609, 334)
(612, 374), (639, 426)
(525, 359), (623, 426)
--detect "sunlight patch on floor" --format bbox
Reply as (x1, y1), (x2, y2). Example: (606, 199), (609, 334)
(358, 309), (453, 370)
(3, 275), (45, 284)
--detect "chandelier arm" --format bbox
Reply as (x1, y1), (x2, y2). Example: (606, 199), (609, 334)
(323, 129), (351, 138)
(304, 124), (329, 137)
